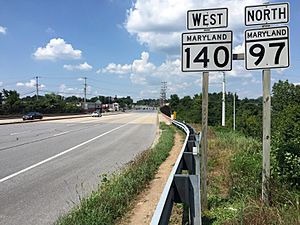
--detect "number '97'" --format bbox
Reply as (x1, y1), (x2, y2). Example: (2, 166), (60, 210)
(249, 42), (285, 66)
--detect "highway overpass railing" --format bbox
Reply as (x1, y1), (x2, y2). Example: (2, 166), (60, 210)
(151, 115), (202, 225)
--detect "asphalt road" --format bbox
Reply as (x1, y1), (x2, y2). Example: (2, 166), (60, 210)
(0, 111), (158, 225)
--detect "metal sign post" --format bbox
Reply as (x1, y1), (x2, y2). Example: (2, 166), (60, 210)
(201, 71), (209, 210)
(262, 68), (271, 204)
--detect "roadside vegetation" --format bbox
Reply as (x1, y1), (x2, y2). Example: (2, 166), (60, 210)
(168, 80), (300, 224)
(56, 122), (175, 225)
(205, 127), (300, 224)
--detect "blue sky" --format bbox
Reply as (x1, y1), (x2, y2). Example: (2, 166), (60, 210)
(0, 0), (299, 101)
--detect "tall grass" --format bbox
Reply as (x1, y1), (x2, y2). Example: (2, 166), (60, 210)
(56, 122), (175, 225)
(206, 128), (300, 225)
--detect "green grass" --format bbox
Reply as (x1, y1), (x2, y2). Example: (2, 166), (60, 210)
(56, 122), (175, 225)
(206, 128), (300, 225)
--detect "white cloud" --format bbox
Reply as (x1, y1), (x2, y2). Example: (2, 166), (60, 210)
(0, 26), (7, 34)
(59, 84), (75, 92)
(100, 51), (195, 95)
(33, 38), (82, 60)
(132, 52), (156, 74)
(0, 81), (3, 86)
(64, 62), (93, 71)
(125, 0), (264, 56)
(16, 79), (45, 88)
(99, 63), (132, 74)
(100, 52), (157, 75)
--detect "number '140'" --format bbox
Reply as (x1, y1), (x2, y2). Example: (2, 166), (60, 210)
(184, 46), (229, 69)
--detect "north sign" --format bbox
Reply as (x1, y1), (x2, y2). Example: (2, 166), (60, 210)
(182, 30), (232, 72)
(187, 8), (228, 30)
(245, 26), (289, 70)
(245, 3), (289, 26)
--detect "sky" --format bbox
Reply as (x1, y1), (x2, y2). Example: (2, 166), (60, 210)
(0, 0), (299, 102)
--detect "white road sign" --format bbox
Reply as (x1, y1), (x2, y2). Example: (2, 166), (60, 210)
(187, 8), (228, 30)
(245, 26), (289, 70)
(245, 3), (289, 26)
(182, 31), (232, 72)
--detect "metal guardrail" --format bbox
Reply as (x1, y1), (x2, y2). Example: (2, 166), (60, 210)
(151, 116), (202, 225)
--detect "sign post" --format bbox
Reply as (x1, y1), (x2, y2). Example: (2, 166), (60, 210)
(183, 7), (231, 211)
(262, 68), (271, 204)
(244, 2), (290, 205)
(201, 71), (209, 210)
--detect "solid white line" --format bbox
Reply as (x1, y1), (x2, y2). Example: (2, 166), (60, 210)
(0, 119), (137, 184)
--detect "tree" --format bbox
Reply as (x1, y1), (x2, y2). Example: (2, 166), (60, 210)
(2, 89), (22, 113)
(169, 94), (180, 111)
(272, 80), (300, 187)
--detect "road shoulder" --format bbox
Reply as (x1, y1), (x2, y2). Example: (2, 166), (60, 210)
(119, 116), (184, 224)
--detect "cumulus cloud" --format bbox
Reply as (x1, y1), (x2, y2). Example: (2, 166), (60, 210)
(99, 63), (132, 74)
(64, 62), (93, 71)
(99, 51), (156, 76)
(125, 0), (264, 55)
(0, 26), (7, 34)
(16, 79), (45, 88)
(33, 38), (82, 60)
(100, 51), (195, 93)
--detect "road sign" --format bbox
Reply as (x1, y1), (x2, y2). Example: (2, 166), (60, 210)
(245, 3), (289, 26)
(182, 31), (232, 72)
(245, 26), (289, 70)
(187, 8), (228, 30)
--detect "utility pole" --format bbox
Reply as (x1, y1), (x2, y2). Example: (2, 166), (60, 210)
(160, 81), (167, 106)
(222, 72), (226, 127)
(233, 92), (236, 131)
(36, 76), (39, 101)
(84, 77), (87, 104)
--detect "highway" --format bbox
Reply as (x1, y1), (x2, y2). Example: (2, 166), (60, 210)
(0, 111), (158, 225)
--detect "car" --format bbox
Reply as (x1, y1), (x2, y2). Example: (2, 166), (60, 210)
(91, 111), (102, 117)
(22, 112), (43, 120)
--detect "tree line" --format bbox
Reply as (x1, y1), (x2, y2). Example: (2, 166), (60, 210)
(0, 90), (133, 115)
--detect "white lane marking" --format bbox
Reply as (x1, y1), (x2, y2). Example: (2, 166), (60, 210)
(53, 131), (70, 137)
(10, 131), (29, 136)
(0, 117), (142, 184)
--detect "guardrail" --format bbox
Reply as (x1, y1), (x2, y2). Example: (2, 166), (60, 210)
(151, 115), (202, 225)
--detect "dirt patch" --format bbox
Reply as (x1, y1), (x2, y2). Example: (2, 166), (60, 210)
(119, 115), (184, 225)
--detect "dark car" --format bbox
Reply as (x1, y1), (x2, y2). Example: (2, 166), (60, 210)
(22, 112), (43, 121)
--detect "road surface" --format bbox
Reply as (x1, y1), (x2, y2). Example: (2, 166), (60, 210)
(0, 111), (158, 225)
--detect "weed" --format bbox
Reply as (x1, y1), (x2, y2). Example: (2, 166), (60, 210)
(206, 128), (300, 225)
